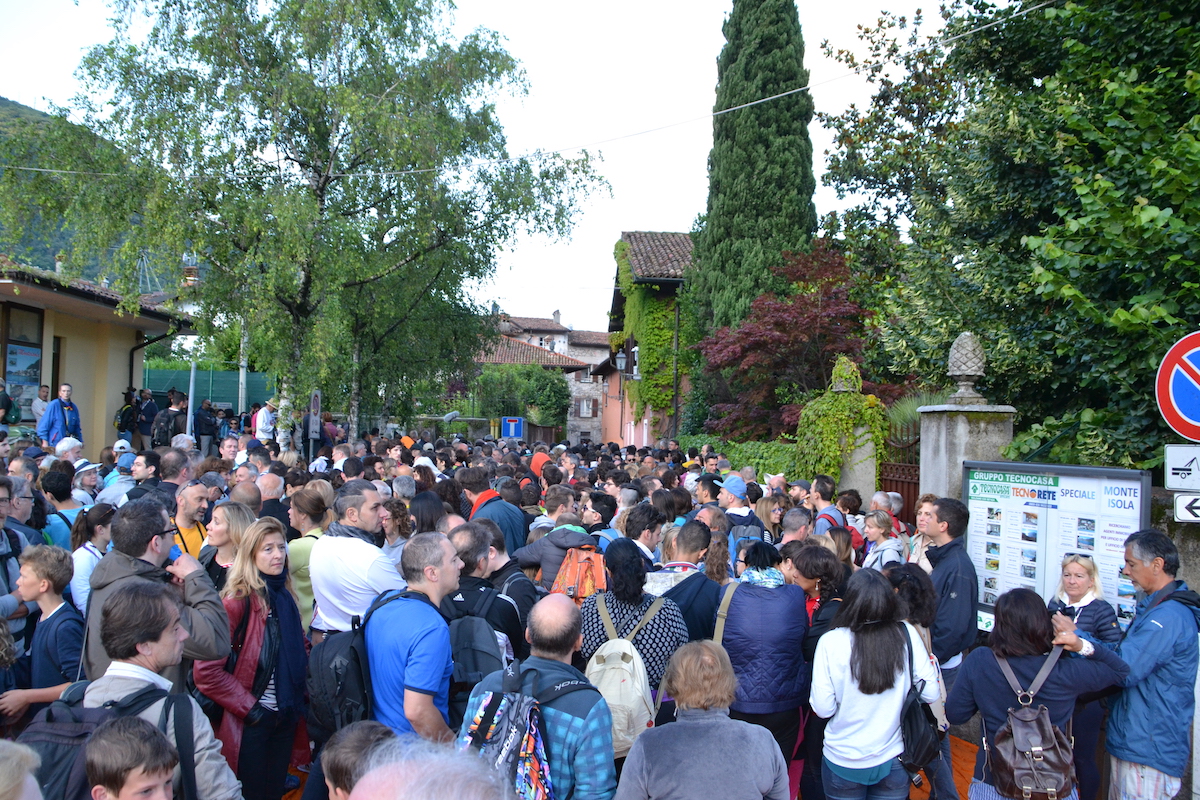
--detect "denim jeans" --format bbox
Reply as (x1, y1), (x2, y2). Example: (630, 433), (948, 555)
(822, 758), (910, 800)
(928, 664), (960, 800)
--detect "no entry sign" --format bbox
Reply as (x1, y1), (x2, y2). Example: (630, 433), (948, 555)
(1156, 331), (1200, 441)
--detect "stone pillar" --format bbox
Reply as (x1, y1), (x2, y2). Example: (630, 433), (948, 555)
(840, 425), (877, 496)
(919, 332), (1016, 499)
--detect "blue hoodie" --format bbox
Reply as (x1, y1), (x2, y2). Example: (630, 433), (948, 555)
(1095, 580), (1200, 778)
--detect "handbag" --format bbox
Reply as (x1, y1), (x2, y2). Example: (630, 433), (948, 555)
(189, 596), (251, 724)
(898, 628), (942, 777)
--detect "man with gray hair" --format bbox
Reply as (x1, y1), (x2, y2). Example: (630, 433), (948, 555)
(257, 472), (297, 540)
(308, 479), (405, 642)
(392, 474), (416, 503)
(367, 532), (462, 741)
(55, 436), (84, 463)
(778, 507), (812, 546)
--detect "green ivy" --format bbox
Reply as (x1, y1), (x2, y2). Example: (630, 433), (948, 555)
(1001, 408), (1164, 470)
(677, 435), (797, 478)
(613, 240), (683, 422)
(793, 357), (887, 484)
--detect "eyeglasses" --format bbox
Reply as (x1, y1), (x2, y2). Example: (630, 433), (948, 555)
(159, 526), (179, 540)
(15, 496), (31, 502)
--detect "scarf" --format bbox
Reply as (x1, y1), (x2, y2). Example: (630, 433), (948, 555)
(741, 567), (785, 588)
(470, 489), (500, 518)
(262, 571), (307, 712)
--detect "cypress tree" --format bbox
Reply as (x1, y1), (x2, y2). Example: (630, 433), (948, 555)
(688, 0), (818, 334)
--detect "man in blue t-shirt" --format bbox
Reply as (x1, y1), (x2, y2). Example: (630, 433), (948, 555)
(366, 531), (464, 740)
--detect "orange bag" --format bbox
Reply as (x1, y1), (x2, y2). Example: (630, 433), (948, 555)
(550, 546), (607, 606)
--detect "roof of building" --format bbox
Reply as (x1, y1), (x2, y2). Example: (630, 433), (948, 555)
(0, 256), (189, 328)
(568, 330), (613, 348)
(480, 336), (589, 372)
(621, 231), (692, 281)
(507, 315), (569, 333)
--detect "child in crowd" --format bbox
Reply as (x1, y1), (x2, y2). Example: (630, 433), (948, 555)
(0, 545), (84, 720)
(86, 716), (178, 800)
(322, 720), (397, 800)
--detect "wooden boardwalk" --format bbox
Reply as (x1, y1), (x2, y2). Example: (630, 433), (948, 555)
(910, 736), (978, 799)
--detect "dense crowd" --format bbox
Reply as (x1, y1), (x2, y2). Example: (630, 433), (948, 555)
(0, 390), (1196, 800)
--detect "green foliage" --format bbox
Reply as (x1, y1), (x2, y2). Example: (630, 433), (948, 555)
(1001, 408), (1164, 470)
(822, 1), (1200, 465)
(613, 240), (680, 421)
(886, 390), (950, 429)
(476, 364), (570, 428)
(676, 435), (797, 478)
(685, 0), (817, 338)
(793, 358), (887, 484)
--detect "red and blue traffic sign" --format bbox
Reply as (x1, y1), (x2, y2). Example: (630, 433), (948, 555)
(1156, 331), (1200, 441)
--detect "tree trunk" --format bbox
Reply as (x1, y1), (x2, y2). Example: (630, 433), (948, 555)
(348, 340), (362, 441)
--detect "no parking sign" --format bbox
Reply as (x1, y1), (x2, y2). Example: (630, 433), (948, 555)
(1155, 331), (1200, 441)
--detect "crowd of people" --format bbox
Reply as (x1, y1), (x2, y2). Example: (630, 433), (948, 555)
(0, 417), (1196, 800)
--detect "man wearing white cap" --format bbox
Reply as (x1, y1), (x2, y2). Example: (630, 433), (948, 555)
(255, 398), (278, 442)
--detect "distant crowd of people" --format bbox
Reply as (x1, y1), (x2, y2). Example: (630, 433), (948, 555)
(0, 429), (1194, 800)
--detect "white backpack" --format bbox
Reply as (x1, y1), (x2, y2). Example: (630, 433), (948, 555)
(585, 594), (664, 758)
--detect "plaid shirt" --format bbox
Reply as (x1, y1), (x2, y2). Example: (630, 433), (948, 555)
(459, 657), (616, 800)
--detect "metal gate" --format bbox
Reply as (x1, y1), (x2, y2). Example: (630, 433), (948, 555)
(881, 419), (920, 525)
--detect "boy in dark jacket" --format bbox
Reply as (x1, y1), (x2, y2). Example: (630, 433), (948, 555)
(0, 544), (84, 719)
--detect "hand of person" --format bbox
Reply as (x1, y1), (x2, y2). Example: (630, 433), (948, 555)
(244, 703), (276, 727)
(166, 554), (203, 582)
(0, 689), (30, 719)
(1052, 628), (1083, 652)
(1051, 611), (1077, 634)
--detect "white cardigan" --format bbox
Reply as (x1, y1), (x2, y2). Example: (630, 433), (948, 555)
(810, 622), (941, 769)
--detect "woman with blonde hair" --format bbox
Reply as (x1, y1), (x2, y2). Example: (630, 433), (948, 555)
(614, 641), (788, 799)
(198, 501), (256, 592)
(287, 485), (334, 632)
(1046, 553), (1121, 800)
(754, 494), (790, 544)
(194, 517), (308, 800)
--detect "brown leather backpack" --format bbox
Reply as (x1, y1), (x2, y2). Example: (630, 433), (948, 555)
(984, 646), (1076, 800)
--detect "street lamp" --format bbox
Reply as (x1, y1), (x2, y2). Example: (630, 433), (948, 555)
(615, 350), (627, 373)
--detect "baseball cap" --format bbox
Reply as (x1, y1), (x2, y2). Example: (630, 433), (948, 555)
(715, 474), (748, 500)
(22, 446), (46, 461)
(788, 479), (812, 490)
(117, 452), (137, 471)
(112, 440), (132, 454)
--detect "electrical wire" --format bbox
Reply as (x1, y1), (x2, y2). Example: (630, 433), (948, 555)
(1, 0), (1057, 183)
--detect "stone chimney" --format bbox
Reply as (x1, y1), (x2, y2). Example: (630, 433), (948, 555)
(552, 310), (561, 326)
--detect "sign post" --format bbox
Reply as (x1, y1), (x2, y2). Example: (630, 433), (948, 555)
(306, 390), (321, 462)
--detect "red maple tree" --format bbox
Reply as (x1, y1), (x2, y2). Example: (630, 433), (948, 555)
(698, 239), (892, 440)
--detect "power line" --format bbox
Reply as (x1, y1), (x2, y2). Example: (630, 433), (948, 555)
(1, 0), (1057, 183)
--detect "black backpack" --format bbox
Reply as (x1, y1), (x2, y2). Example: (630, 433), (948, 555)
(150, 409), (177, 448)
(17, 681), (198, 800)
(1, 391), (21, 425)
(305, 590), (404, 743)
(898, 630), (942, 778)
(444, 590), (506, 730)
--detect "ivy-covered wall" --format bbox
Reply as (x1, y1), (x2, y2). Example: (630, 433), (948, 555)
(612, 240), (685, 424)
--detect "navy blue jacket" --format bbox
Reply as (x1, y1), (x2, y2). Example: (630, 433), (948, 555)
(946, 644), (1129, 785)
(471, 494), (527, 556)
(927, 536), (978, 664)
(1046, 595), (1122, 644)
(664, 571), (722, 642)
(15, 602), (84, 712)
(716, 582), (809, 714)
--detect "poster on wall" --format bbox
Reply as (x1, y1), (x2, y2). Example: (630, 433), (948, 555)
(963, 461), (1150, 631)
(5, 344), (41, 421)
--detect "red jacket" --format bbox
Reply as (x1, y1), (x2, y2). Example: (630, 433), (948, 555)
(193, 593), (309, 773)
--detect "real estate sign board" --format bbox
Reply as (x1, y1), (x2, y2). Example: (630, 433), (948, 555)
(962, 461), (1150, 632)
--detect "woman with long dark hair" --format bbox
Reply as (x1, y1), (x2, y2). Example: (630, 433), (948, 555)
(68, 503), (114, 614)
(194, 517), (309, 800)
(408, 491), (446, 535)
(810, 569), (939, 799)
(947, 588), (1128, 800)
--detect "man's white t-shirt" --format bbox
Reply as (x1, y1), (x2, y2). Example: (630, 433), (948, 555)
(309, 535), (407, 632)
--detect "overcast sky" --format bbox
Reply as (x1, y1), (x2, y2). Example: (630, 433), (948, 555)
(0, 0), (927, 333)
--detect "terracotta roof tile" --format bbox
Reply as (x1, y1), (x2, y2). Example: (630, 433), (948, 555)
(621, 231), (692, 280)
(507, 315), (569, 333)
(567, 330), (612, 348)
(0, 256), (179, 316)
(480, 336), (588, 371)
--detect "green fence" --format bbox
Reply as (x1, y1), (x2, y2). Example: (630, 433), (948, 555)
(144, 368), (275, 413)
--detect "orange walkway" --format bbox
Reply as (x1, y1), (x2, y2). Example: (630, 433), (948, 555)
(910, 736), (977, 799)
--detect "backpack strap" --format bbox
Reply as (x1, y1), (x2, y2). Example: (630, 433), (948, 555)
(597, 594), (619, 641)
(162, 695), (199, 800)
(624, 597), (666, 642)
(994, 646), (1064, 706)
(713, 582), (739, 645)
